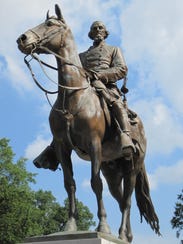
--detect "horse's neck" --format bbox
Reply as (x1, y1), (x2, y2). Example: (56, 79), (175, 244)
(56, 31), (86, 89)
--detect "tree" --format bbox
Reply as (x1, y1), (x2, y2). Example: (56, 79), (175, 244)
(0, 138), (95, 243)
(58, 198), (96, 231)
(33, 189), (66, 235)
(33, 192), (96, 234)
(171, 189), (183, 239)
(0, 138), (39, 243)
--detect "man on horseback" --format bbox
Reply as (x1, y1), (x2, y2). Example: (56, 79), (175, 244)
(79, 21), (135, 158)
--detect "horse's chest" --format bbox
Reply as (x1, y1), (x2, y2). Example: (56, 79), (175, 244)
(49, 109), (69, 136)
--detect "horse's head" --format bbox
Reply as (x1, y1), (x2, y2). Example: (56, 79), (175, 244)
(17, 4), (67, 55)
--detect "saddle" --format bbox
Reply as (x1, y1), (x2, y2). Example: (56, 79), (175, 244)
(97, 91), (145, 155)
(33, 87), (144, 171)
(97, 90), (138, 127)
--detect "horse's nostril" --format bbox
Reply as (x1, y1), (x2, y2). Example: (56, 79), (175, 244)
(17, 34), (27, 44)
(20, 34), (27, 41)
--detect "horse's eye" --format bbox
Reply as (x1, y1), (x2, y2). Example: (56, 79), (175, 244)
(46, 21), (53, 27)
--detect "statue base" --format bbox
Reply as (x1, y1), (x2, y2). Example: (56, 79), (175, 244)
(23, 231), (128, 244)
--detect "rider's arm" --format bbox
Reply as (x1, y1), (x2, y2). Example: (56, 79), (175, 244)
(96, 47), (128, 84)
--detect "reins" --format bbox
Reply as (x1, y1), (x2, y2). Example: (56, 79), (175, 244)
(24, 55), (58, 94)
(32, 54), (58, 71)
(24, 23), (88, 150)
(24, 49), (91, 115)
(24, 21), (90, 94)
(31, 49), (90, 90)
(23, 34), (92, 119)
(24, 48), (91, 96)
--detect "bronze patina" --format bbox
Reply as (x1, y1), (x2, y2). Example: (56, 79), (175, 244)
(79, 20), (135, 159)
(17, 5), (160, 243)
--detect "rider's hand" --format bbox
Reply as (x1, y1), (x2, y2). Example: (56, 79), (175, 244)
(96, 72), (108, 84)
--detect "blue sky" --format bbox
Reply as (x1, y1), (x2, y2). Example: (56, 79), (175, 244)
(0, 0), (183, 243)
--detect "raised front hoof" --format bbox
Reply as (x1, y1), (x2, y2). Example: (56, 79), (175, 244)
(95, 220), (111, 234)
(64, 217), (77, 232)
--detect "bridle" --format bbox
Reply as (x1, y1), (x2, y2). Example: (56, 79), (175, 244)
(24, 21), (90, 95)
(23, 20), (93, 149)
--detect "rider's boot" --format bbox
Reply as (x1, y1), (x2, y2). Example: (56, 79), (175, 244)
(95, 86), (136, 158)
(112, 101), (136, 159)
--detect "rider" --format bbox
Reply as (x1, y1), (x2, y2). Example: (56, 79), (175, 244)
(79, 21), (135, 157)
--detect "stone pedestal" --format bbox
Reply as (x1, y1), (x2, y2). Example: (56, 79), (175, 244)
(23, 231), (128, 244)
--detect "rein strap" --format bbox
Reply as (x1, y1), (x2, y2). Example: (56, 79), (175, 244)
(24, 55), (58, 94)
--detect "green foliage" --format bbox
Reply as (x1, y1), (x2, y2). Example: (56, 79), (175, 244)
(33, 193), (96, 234)
(171, 189), (183, 238)
(33, 190), (63, 235)
(76, 199), (96, 230)
(0, 138), (95, 244)
(0, 138), (37, 243)
(59, 198), (96, 231)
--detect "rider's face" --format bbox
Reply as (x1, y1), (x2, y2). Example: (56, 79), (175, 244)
(91, 22), (106, 42)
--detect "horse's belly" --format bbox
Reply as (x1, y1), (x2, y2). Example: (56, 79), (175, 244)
(102, 134), (123, 161)
(75, 133), (123, 162)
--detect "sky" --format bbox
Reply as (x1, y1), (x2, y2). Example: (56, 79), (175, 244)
(0, 0), (183, 243)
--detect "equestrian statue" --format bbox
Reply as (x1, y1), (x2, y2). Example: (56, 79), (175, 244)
(17, 4), (160, 243)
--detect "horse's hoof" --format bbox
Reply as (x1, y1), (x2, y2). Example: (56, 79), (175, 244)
(127, 234), (133, 243)
(96, 221), (111, 234)
(119, 232), (133, 243)
(118, 234), (129, 243)
(64, 217), (77, 232)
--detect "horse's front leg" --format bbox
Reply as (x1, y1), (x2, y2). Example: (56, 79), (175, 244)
(119, 170), (136, 243)
(90, 138), (111, 234)
(55, 142), (77, 232)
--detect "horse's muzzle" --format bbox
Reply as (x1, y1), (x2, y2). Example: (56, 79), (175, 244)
(17, 33), (37, 54)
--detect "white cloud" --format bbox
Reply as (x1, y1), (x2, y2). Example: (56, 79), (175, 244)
(1, 3), (182, 242)
(131, 98), (183, 155)
(82, 179), (91, 189)
(0, 0), (126, 94)
(25, 136), (51, 161)
(2, 0), (183, 111)
(4, 56), (34, 92)
(148, 160), (183, 190)
(121, 0), (183, 113)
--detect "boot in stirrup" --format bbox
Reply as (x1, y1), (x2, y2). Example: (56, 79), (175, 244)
(121, 132), (136, 160)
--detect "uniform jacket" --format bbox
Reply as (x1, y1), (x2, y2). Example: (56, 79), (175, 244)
(79, 41), (128, 87)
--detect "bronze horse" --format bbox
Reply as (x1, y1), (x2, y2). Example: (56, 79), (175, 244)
(17, 5), (160, 243)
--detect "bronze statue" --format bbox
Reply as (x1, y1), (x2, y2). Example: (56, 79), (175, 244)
(17, 5), (160, 243)
(79, 21), (135, 159)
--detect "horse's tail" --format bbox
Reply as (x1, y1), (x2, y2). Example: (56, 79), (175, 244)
(135, 164), (161, 236)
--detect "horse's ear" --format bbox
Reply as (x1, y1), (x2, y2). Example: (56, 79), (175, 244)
(46, 10), (50, 20)
(55, 4), (64, 21)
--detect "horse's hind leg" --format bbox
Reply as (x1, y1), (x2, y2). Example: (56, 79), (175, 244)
(101, 162), (127, 239)
(101, 160), (135, 243)
(101, 161), (123, 208)
(119, 170), (136, 243)
(55, 142), (77, 231)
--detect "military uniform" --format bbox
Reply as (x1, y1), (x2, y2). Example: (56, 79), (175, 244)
(79, 35), (135, 158)
(79, 41), (127, 100)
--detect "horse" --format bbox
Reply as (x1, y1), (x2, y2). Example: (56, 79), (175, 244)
(17, 4), (160, 243)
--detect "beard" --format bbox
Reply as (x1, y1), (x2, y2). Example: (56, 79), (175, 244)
(93, 33), (105, 43)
